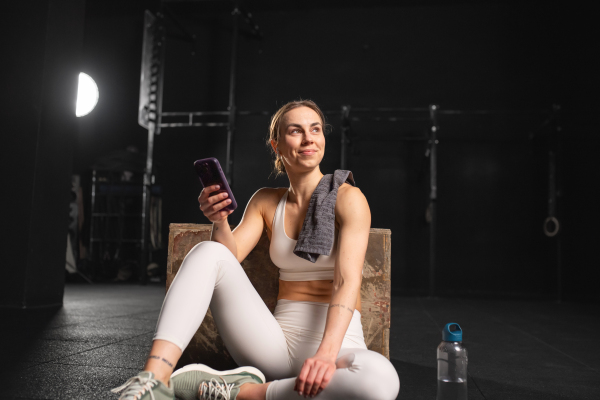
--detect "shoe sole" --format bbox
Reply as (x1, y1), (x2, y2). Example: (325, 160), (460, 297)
(171, 363), (266, 384)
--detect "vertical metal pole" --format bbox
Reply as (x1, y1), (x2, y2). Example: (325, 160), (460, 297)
(140, 12), (165, 284)
(89, 169), (97, 262)
(553, 104), (562, 303)
(340, 105), (351, 170)
(140, 124), (155, 285)
(428, 104), (439, 297)
(225, 6), (240, 187)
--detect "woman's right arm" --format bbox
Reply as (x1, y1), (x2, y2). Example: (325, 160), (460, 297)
(198, 185), (267, 263)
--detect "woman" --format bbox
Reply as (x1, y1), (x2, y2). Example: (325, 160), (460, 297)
(112, 100), (400, 400)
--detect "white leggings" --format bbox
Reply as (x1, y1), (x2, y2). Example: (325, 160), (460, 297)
(154, 241), (400, 400)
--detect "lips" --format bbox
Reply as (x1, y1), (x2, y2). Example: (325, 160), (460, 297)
(299, 150), (317, 154)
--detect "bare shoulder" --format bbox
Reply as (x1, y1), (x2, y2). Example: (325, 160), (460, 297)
(249, 187), (285, 203)
(250, 187), (287, 226)
(335, 183), (370, 226)
(337, 182), (367, 204)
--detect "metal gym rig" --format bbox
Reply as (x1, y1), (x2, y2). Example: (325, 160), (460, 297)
(136, 5), (562, 299)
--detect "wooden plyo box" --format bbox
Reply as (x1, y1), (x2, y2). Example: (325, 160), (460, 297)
(166, 223), (391, 370)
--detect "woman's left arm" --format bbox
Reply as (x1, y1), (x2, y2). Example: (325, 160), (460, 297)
(295, 186), (371, 398)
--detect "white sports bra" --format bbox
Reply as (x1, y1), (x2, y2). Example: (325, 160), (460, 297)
(269, 190), (338, 281)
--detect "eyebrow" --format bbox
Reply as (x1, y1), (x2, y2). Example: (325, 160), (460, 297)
(286, 122), (322, 129)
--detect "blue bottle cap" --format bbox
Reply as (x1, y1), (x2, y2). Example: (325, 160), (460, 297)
(442, 323), (463, 342)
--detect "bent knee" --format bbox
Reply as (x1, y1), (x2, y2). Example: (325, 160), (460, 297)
(354, 352), (400, 399)
(362, 367), (400, 399)
(180, 240), (234, 272)
(187, 240), (231, 258)
(195, 240), (228, 251)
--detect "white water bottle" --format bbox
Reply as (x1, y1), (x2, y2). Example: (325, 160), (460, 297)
(437, 322), (468, 400)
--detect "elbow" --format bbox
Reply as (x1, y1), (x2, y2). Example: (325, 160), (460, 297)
(332, 276), (361, 293)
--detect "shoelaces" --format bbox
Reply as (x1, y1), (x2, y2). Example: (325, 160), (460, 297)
(111, 375), (158, 400)
(198, 377), (235, 400)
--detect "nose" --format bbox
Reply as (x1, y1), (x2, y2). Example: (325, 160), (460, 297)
(302, 132), (314, 143)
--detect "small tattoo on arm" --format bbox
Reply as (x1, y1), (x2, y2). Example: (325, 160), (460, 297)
(329, 303), (354, 314)
(214, 226), (219, 231)
(148, 355), (160, 360)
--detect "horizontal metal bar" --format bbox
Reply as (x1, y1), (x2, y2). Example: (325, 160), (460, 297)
(439, 109), (550, 115)
(161, 110), (271, 117)
(159, 122), (229, 128)
(351, 107), (430, 113)
(159, 107), (553, 122)
(93, 193), (144, 197)
(162, 111), (230, 116)
(350, 136), (428, 142)
(433, 137), (534, 143)
(238, 110), (271, 116)
(91, 213), (143, 217)
(350, 116), (430, 122)
(90, 238), (144, 243)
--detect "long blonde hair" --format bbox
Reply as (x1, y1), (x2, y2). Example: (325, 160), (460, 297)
(266, 99), (329, 178)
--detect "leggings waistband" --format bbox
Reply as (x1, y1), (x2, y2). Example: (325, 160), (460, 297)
(275, 298), (362, 316)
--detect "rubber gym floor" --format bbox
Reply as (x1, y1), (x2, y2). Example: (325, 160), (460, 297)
(2, 283), (598, 399)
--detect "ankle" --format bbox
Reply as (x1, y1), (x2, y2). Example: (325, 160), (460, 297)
(144, 370), (171, 388)
(157, 376), (171, 388)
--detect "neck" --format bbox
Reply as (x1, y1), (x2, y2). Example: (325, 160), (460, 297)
(286, 168), (324, 207)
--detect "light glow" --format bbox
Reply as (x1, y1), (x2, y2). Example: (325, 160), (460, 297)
(76, 73), (99, 117)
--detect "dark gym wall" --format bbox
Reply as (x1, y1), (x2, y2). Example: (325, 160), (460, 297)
(558, 6), (600, 303)
(75, 1), (599, 301)
(1, 1), (86, 308)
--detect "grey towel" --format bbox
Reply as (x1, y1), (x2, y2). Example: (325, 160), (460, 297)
(293, 170), (356, 263)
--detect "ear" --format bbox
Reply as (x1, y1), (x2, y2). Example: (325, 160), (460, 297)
(270, 139), (278, 153)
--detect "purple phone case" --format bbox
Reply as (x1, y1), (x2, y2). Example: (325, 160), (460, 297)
(194, 157), (237, 212)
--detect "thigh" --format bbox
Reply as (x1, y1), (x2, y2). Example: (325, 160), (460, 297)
(206, 244), (292, 380)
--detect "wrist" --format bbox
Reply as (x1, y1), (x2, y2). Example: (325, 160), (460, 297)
(213, 218), (228, 226)
(315, 345), (337, 361)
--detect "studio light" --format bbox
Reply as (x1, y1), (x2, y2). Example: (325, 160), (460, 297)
(76, 72), (99, 117)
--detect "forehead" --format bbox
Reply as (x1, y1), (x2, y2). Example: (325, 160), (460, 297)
(282, 106), (322, 125)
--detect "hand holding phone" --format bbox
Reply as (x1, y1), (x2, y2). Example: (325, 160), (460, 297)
(194, 158), (237, 222)
(198, 184), (233, 222)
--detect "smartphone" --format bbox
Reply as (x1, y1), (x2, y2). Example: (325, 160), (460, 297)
(194, 157), (237, 212)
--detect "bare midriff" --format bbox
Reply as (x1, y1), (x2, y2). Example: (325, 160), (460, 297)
(277, 279), (362, 313)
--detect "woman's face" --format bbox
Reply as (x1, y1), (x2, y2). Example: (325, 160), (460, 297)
(274, 106), (326, 173)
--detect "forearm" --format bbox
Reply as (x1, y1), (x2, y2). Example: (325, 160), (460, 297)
(209, 219), (237, 257)
(317, 280), (361, 359)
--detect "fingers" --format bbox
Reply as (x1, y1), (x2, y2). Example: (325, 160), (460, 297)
(203, 192), (231, 213)
(204, 204), (232, 221)
(295, 360), (335, 398)
(198, 184), (221, 203)
(295, 363), (310, 396)
(306, 364), (325, 398)
(307, 365), (328, 397)
(198, 186), (232, 220)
